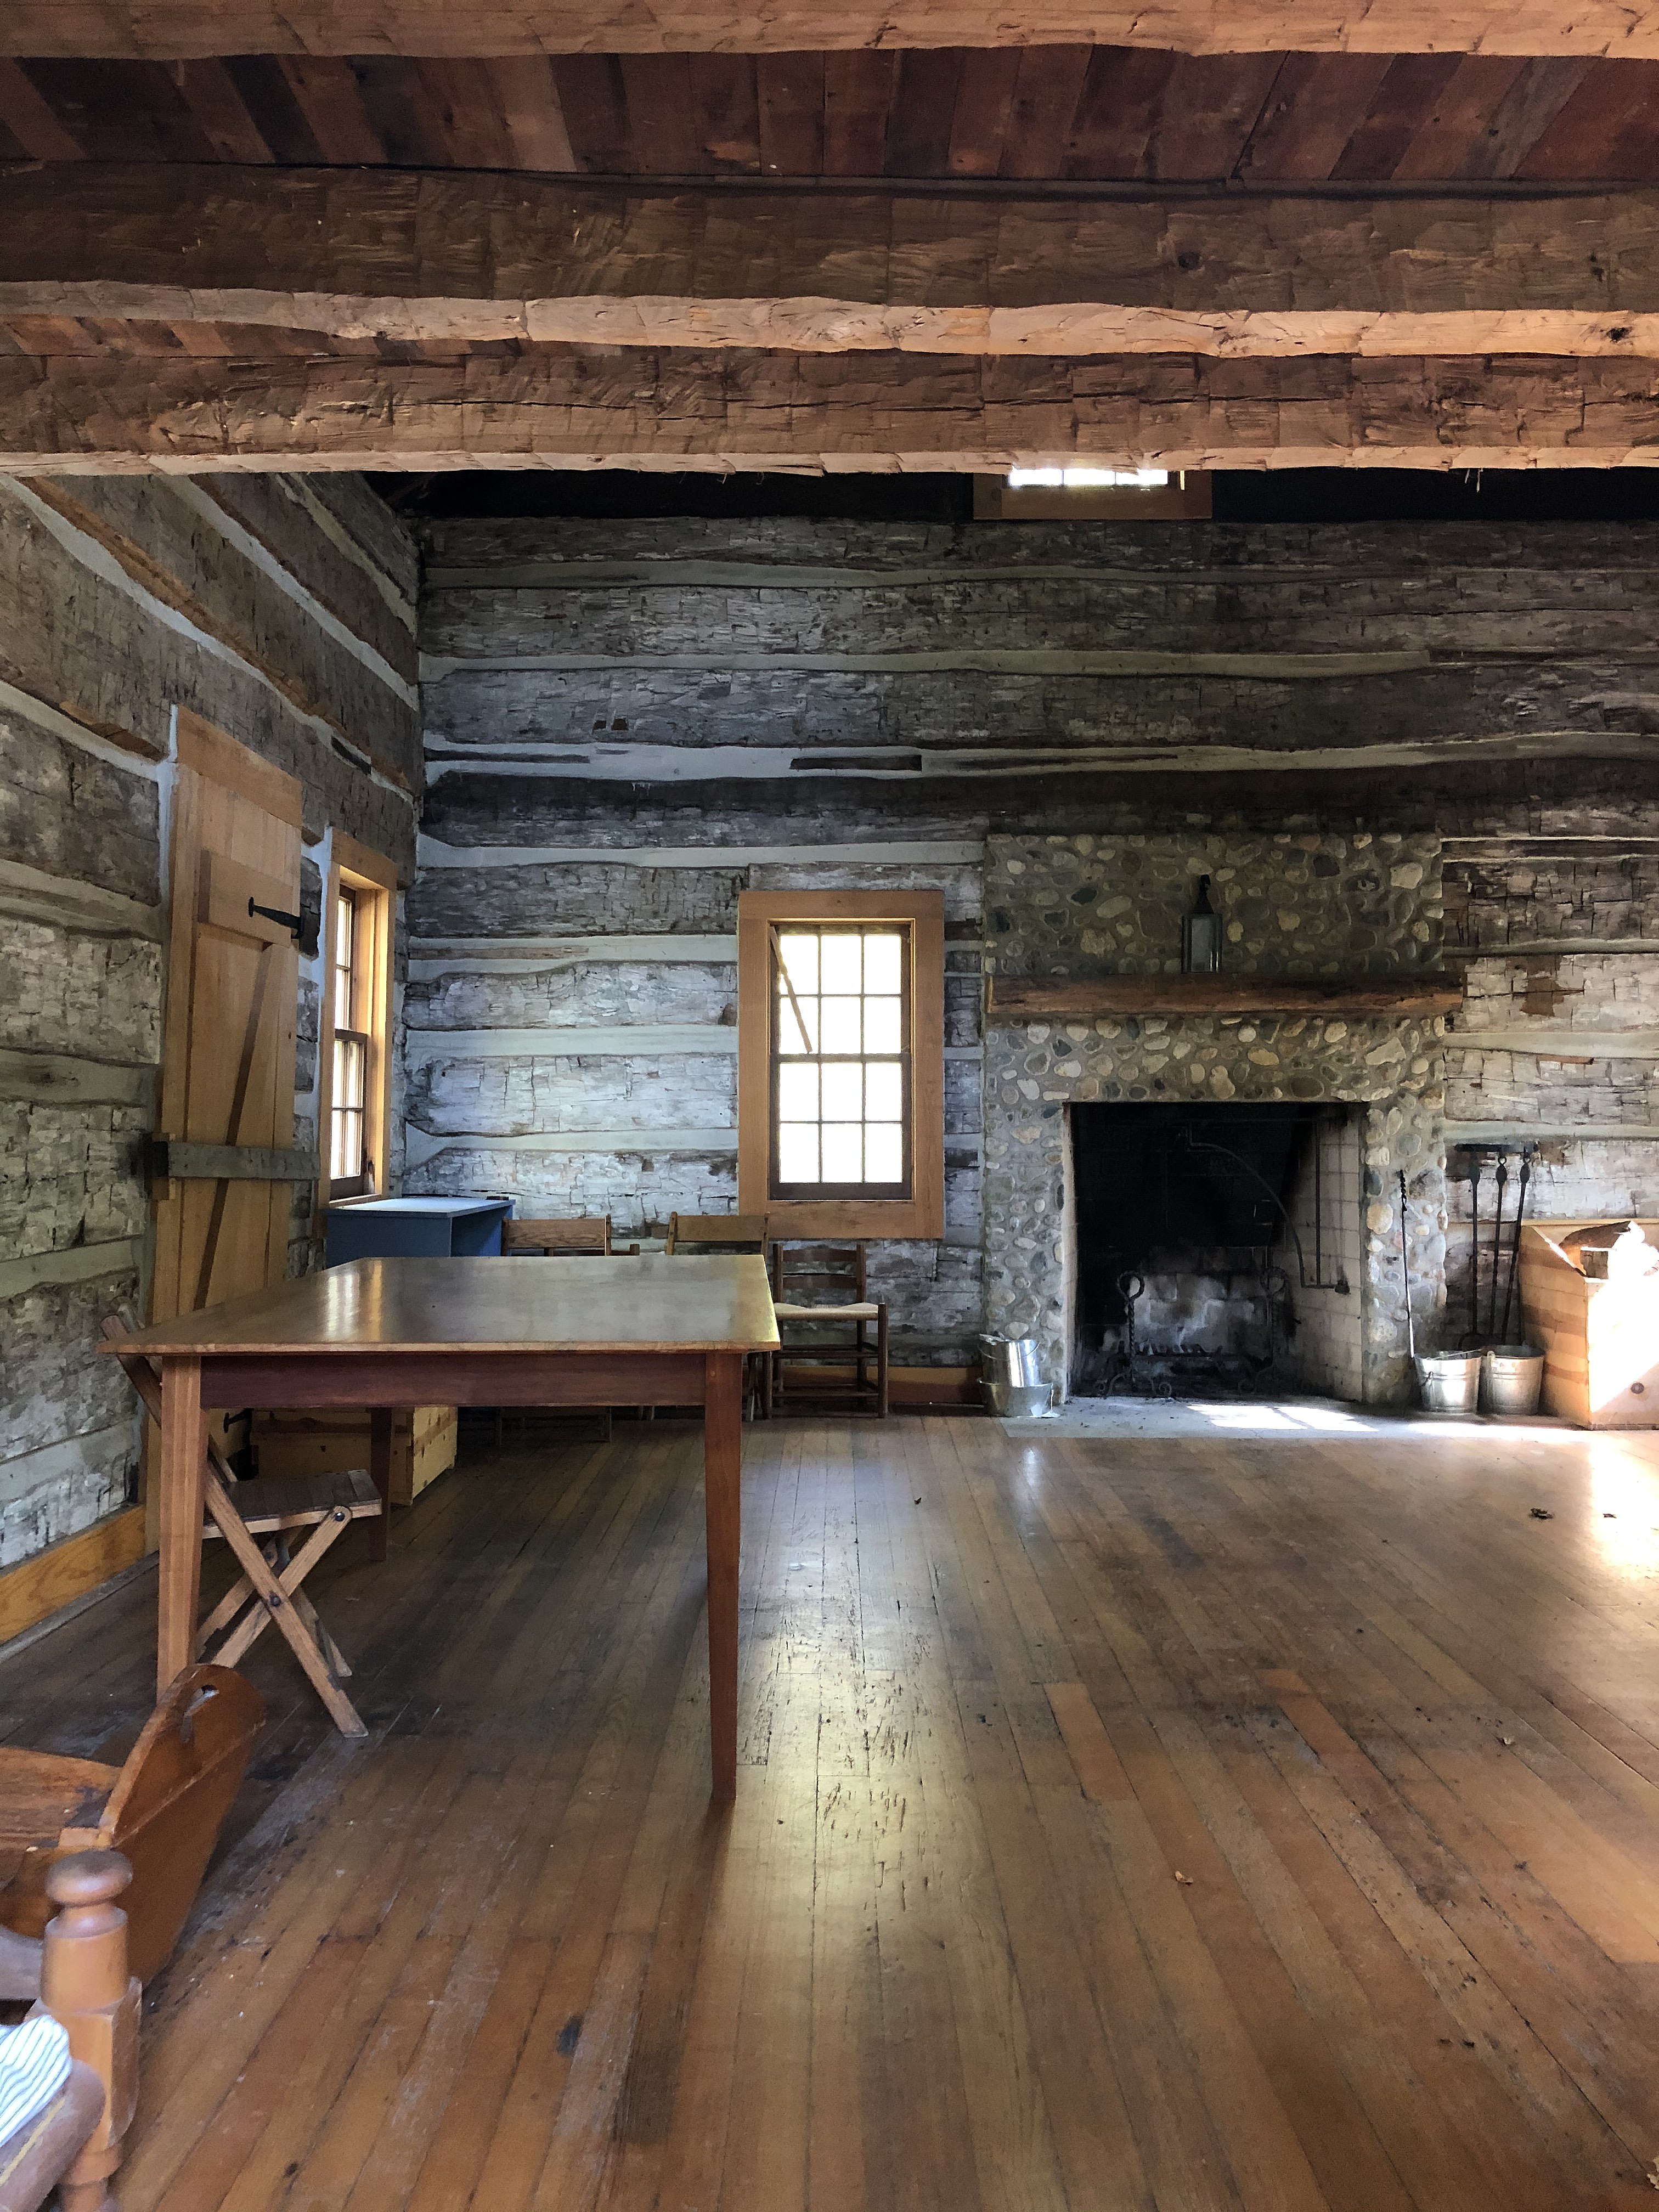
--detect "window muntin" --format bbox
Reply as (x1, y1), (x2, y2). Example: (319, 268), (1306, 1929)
(330, 885), (370, 1191)
(770, 924), (911, 1199)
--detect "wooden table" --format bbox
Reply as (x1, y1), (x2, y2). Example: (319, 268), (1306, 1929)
(101, 1254), (779, 1799)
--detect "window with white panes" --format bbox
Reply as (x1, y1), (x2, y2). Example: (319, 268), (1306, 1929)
(770, 924), (911, 1199)
(330, 884), (371, 1192)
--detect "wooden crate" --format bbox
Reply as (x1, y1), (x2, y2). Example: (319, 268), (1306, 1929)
(1519, 1221), (1659, 1429)
(251, 1406), (459, 1505)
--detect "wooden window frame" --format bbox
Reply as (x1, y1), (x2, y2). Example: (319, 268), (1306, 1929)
(738, 889), (944, 1240)
(317, 833), (396, 1212)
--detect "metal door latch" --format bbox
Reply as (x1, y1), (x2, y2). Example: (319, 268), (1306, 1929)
(248, 896), (306, 941)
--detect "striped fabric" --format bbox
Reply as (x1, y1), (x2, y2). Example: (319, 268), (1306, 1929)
(0, 2015), (72, 2149)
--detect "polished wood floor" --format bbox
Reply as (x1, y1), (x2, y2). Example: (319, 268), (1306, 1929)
(9, 1411), (1659, 2210)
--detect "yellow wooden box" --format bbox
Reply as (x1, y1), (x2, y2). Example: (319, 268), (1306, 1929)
(1519, 1221), (1659, 1429)
(251, 1406), (459, 1505)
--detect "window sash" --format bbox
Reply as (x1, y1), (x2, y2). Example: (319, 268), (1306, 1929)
(331, 1029), (370, 1187)
(768, 923), (914, 1201)
(333, 885), (358, 1034)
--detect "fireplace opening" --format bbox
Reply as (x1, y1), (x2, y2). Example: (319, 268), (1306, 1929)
(1070, 1102), (1362, 1401)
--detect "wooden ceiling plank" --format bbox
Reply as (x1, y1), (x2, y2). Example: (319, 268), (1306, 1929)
(219, 55), (326, 162)
(417, 59), (517, 170)
(550, 53), (631, 171)
(349, 54), (457, 163)
(757, 50), (825, 176)
(275, 55), (386, 165)
(1516, 58), (1659, 178)
(0, 58), (83, 158)
(885, 49), (962, 177)
(16, 57), (215, 160)
(822, 49), (894, 175)
(1238, 52), (1397, 179)
(1331, 51), (1466, 178)
(1146, 50), (1281, 179)
(1460, 55), (1594, 176)
(946, 47), (1019, 177)
(15, 3), (1659, 60)
(8, 343), (1659, 472)
(618, 53), (704, 174)
(166, 320), (235, 354)
(1061, 45), (1177, 179)
(1, 314), (104, 353)
(1387, 53), (1531, 177)
(691, 53), (761, 173)
(485, 56), (576, 172)
(999, 43), (1092, 178)
(167, 58), (275, 162)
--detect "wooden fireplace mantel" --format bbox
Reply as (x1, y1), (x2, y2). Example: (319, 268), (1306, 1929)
(985, 974), (1463, 1022)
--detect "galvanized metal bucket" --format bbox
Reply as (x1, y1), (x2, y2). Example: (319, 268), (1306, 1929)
(1415, 1351), (1483, 1415)
(980, 1336), (1050, 1417)
(1483, 1344), (1545, 1417)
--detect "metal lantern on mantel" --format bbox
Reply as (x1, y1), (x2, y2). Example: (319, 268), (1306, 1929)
(1182, 874), (1222, 974)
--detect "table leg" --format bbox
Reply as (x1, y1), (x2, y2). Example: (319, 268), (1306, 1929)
(157, 1355), (205, 1696)
(704, 1350), (744, 1802)
(368, 1407), (392, 1562)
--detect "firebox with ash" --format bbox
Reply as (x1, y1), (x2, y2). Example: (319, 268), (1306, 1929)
(1071, 1101), (1360, 1400)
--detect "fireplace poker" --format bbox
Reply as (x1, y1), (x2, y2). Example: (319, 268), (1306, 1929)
(1500, 1147), (1534, 1343)
(1464, 1152), (1483, 1347)
(1397, 1169), (1417, 1362)
(1489, 1150), (1510, 1342)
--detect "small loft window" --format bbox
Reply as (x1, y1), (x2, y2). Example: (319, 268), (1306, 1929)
(1007, 466), (1170, 489)
(974, 469), (1211, 521)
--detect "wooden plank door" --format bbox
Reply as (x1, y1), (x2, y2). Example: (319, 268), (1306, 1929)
(151, 712), (303, 1328)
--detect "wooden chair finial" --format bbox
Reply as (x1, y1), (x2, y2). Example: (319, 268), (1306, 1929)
(43, 1852), (129, 1920)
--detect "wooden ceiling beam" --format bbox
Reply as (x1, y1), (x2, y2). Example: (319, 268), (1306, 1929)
(4, 166), (1659, 360)
(3, 345), (1657, 472)
(8, 2), (1659, 61)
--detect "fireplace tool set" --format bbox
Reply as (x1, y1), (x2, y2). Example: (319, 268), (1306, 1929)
(1402, 1144), (1544, 1415)
(1458, 1142), (1537, 1349)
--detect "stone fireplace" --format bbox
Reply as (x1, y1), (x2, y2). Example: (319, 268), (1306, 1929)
(980, 828), (1451, 1404)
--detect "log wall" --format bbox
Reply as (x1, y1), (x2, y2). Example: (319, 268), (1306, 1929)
(0, 470), (418, 1572)
(412, 512), (1659, 1378)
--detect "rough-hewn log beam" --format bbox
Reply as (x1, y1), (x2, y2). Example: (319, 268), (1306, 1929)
(4, 347), (1658, 473)
(986, 975), (1463, 1019)
(3, 168), (1659, 362)
(5, 2), (1659, 59)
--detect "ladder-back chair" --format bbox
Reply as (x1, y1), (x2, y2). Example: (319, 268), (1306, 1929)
(768, 1243), (889, 1418)
(665, 1215), (770, 1417)
(502, 1217), (613, 1256)
(664, 1214), (769, 1255)
(498, 1217), (618, 1439)
(103, 1313), (381, 1739)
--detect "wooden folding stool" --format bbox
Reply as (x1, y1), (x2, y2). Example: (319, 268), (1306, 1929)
(104, 1317), (381, 1739)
